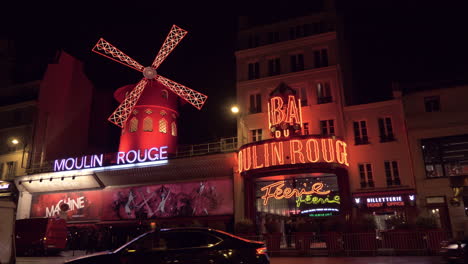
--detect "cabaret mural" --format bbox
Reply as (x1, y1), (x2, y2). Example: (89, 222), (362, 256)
(30, 179), (233, 221)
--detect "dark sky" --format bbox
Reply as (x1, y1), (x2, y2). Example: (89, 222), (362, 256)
(2, 1), (468, 146)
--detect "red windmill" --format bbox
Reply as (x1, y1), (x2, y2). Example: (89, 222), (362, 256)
(92, 25), (207, 154)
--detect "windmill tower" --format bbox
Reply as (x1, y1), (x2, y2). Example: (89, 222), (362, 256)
(93, 25), (207, 154)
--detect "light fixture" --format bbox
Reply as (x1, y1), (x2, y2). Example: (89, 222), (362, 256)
(230, 105), (239, 114)
(61, 177), (64, 181)
(49, 177), (53, 181)
(11, 138), (19, 145)
(72, 176), (75, 180)
(39, 178), (43, 182)
(29, 180), (32, 184)
(18, 181), (22, 185)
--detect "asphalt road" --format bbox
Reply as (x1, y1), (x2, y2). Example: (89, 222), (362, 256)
(16, 255), (446, 264)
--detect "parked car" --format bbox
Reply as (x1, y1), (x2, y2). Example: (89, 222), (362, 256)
(15, 218), (68, 256)
(440, 238), (468, 263)
(65, 227), (269, 264)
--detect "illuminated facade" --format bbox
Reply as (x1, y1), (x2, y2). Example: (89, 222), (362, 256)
(234, 13), (416, 232)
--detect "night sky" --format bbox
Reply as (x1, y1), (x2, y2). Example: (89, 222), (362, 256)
(2, 1), (468, 148)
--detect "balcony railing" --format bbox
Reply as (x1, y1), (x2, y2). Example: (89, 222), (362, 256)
(25, 137), (238, 174)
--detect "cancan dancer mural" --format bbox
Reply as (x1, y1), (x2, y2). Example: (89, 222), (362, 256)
(30, 179), (233, 221)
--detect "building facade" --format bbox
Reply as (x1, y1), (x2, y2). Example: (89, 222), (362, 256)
(234, 12), (417, 235)
(403, 82), (468, 237)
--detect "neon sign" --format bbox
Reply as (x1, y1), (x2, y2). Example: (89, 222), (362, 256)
(268, 95), (303, 139)
(260, 181), (331, 206)
(238, 136), (348, 173)
(365, 196), (405, 207)
(296, 194), (340, 207)
(54, 146), (168, 172)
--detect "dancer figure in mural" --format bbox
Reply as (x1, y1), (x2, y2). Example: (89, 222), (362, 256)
(191, 181), (219, 216)
(175, 192), (193, 217)
(153, 185), (176, 217)
(112, 191), (133, 219)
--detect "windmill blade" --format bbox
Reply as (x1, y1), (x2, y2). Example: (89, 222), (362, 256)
(151, 25), (188, 70)
(157, 75), (207, 110)
(108, 78), (149, 128)
(92, 38), (144, 72)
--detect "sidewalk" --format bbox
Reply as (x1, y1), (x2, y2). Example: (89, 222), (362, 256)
(270, 256), (444, 264)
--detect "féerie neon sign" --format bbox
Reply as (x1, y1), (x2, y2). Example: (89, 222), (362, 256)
(54, 146), (168, 172)
(260, 181), (331, 205)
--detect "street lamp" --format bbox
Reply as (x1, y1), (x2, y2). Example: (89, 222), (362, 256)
(231, 106), (239, 114)
(11, 139), (19, 145)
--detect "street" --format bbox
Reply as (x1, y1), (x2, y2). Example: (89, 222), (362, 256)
(16, 253), (445, 264)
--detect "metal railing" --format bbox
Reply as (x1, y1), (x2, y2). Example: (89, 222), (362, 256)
(24, 137), (239, 174)
(236, 230), (450, 257)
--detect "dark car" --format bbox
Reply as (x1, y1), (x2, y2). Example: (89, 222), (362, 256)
(65, 227), (269, 264)
(440, 238), (468, 263)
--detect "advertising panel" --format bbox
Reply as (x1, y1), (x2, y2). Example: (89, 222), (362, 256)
(30, 178), (233, 221)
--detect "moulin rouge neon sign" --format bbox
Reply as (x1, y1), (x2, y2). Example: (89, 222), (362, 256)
(268, 95), (303, 139)
(54, 146), (168, 172)
(238, 137), (348, 173)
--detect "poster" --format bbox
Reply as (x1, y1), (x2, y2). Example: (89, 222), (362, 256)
(30, 178), (233, 221)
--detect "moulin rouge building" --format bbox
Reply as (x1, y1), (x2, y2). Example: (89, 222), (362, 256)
(234, 10), (417, 232)
(14, 12), (419, 235)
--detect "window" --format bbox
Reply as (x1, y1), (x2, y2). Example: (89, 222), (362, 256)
(378, 117), (395, 142)
(171, 122), (177, 136)
(249, 94), (262, 114)
(267, 32), (280, 44)
(358, 163), (375, 188)
(143, 117), (153, 132)
(298, 87), (308, 106)
(268, 58), (281, 76)
(251, 129), (262, 142)
(161, 90), (169, 100)
(353, 121), (369, 145)
(5, 161), (16, 178)
(317, 82), (332, 104)
(290, 54), (304, 72)
(162, 231), (221, 249)
(289, 25), (304, 40)
(314, 49), (329, 68)
(129, 117), (138, 132)
(384, 161), (401, 186)
(248, 34), (259, 48)
(303, 123), (309, 135)
(422, 135), (468, 178)
(159, 118), (167, 133)
(320, 120), (335, 136)
(248, 62), (260, 80)
(425, 96), (440, 112)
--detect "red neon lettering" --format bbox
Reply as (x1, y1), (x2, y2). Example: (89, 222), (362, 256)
(270, 97), (285, 125)
(336, 140), (344, 164)
(238, 151), (243, 172)
(306, 139), (320, 162)
(271, 142), (284, 166)
(264, 143), (270, 167)
(242, 147), (252, 171)
(290, 140), (305, 164)
(252, 145), (264, 169)
(321, 139), (335, 162)
(260, 181), (331, 205)
(286, 95), (300, 124)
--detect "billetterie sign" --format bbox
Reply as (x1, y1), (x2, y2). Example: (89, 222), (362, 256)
(238, 136), (348, 173)
(54, 146), (168, 172)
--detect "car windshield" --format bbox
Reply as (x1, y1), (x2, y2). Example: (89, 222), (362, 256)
(112, 231), (152, 253)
